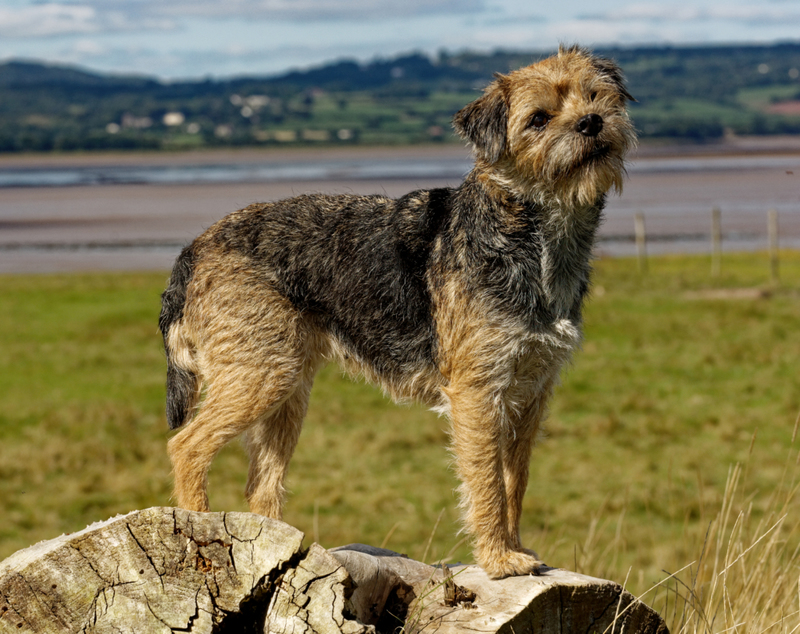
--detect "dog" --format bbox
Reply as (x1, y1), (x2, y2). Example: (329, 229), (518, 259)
(159, 45), (636, 579)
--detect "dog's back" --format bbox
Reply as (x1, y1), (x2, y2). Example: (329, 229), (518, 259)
(162, 188), (456, 414)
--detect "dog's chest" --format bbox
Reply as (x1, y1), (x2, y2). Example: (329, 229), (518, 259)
(538, 238), (589, 318)
(534, 205), (600, 320)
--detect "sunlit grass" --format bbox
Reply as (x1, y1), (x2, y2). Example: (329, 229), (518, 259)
(0, 252), (799, 631)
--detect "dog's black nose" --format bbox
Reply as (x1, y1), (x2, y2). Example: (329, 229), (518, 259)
(576, 113), (603, 137)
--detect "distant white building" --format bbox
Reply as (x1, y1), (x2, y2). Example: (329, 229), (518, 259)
(163, 112), (186, 126)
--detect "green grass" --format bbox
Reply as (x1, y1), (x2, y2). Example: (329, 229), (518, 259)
(737, 85), (800, 110)
(1, 252), (799, 630)
(631, 97), (754, 132)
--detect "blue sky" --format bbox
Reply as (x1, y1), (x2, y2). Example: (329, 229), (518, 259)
(1, 0), (799, 80)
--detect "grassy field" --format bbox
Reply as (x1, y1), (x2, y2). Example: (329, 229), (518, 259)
(1, 252), (799, 631)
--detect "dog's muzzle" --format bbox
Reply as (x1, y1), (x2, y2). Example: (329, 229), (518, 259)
(576, 114), (603, 137)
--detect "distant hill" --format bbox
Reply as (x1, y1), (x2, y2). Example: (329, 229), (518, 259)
(1, 43), (799, 152)
(0, 60), (158, 90)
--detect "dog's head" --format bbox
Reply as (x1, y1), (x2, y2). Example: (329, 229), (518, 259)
(453, 46), (637, 208)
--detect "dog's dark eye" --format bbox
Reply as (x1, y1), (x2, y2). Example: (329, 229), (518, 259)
(590, 91), (598, 102)
(529, 111), (551, 129)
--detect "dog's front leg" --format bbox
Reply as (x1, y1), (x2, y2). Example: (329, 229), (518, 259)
(501, 378), (555, 561)
(447, 383), (544, 578)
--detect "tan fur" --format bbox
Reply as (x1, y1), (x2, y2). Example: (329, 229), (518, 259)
(163, 46), (635, 579)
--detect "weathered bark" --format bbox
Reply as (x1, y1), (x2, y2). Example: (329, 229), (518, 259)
(0, 509), (667, 633)
(0, 507), (366, 634)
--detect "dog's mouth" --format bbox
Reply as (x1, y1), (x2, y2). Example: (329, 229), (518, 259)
(584, 144), (612, 163)
(545, 140), (626, 192)
(570, 143), (616, 173)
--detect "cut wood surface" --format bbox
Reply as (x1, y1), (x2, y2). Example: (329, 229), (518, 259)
(331, 544), (668, 633)
(0, 508), (668, 633)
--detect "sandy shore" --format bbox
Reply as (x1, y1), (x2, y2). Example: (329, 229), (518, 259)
(0, 144), (472, 171)
(2, 135), (800, 169)
(1, 141), (799, 273)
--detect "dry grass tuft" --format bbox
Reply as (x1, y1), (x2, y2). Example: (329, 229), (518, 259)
(663, 460), (800, 634)
(605, 456), (800, 634)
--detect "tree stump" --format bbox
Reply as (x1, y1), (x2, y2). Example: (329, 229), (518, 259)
(0, 507), (366, 633)
(0, 508), (668, 633)
(331, 544), (668, 633)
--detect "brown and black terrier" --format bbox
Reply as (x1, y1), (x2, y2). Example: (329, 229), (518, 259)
(160, 46), (636, 579)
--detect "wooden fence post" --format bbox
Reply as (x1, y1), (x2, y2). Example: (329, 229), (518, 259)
(634, 211), (647, 273)
(768, 209), (779, 284)
(711, 206), (722, 278)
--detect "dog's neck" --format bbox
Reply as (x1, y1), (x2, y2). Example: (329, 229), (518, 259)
(474, 162), (603, 225)
(467, 165), (604, 240)
(460, 168), (603, 320)
(536, 200), (601, 318)
(532, 193), (602, 319)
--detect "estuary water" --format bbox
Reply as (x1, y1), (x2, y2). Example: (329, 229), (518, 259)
(0, 144), (798, 272)
(0, 154), (473, 188)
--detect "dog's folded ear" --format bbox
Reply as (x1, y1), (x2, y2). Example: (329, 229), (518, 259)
(453, 75), (509, 164)
(590, 57), (636, 102)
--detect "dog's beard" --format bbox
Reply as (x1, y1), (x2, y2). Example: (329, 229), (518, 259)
(564, 153), (627, 207)
(506, 119), (636, 209)
(503, 147), (627, 210)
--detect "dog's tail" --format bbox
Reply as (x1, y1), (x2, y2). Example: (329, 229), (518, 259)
(159, 244), (200, 430)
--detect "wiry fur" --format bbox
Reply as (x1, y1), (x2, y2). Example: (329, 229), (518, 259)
(160, 46), (636, 579)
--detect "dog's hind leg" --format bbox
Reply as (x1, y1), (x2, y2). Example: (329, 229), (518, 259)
(167, 355), (306, 513)
(166, 267), (312, 513)
(243, 360), (319, 518)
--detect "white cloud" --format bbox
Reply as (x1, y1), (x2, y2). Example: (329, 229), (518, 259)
(710, 5), (800, 25)
(49, 0), (485, 23)
(4, 0), (800, 79)
(71, 38), (107, 55)
(586, 3), (800, 25)
(542, 19), (680, 47)
(0, 3), (178, 38)
(0, 4), (99, 37)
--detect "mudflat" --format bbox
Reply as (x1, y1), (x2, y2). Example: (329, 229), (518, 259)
(0, 142), (798, 273)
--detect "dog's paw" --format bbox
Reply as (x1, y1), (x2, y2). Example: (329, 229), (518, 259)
(482, 549), (545, 579)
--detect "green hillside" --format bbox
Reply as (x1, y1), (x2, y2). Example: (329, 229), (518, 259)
(1, 43), (800, 152)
